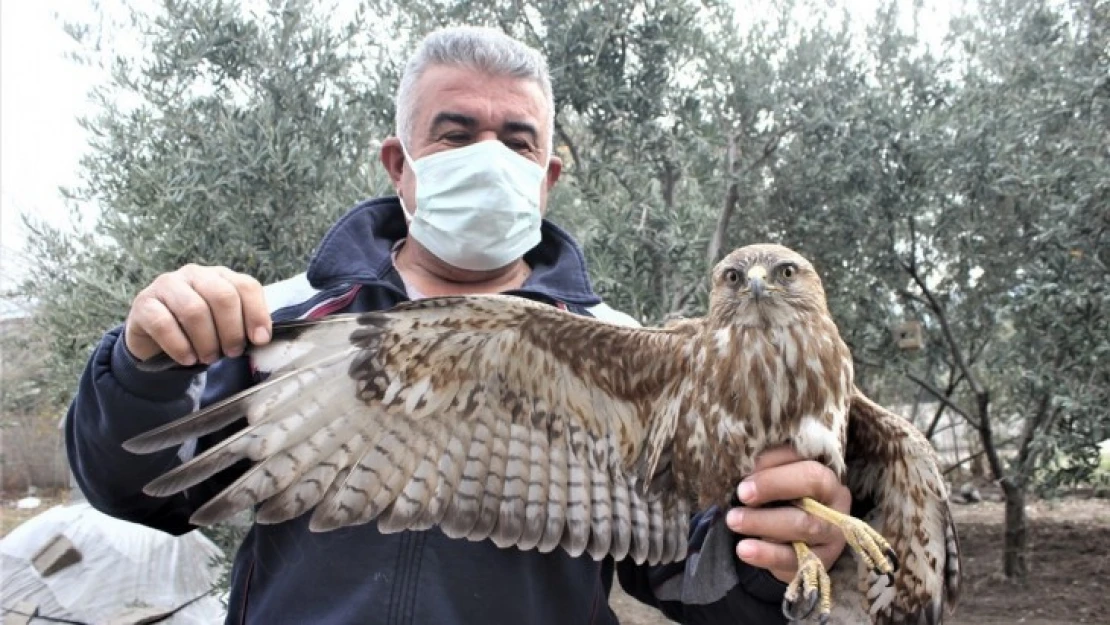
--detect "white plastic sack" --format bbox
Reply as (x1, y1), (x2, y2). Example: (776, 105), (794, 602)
(0, 502), (226, 624)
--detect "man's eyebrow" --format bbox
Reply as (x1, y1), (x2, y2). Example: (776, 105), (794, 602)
(428, 112), (478, 135)
(503, 121), (539, 143)
(427, 113), (540, 144)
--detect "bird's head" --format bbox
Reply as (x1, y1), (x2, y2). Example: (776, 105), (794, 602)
(709, 244), (829, 327)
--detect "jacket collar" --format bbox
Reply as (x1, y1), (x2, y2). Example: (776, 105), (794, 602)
(306, 197), (603, 306)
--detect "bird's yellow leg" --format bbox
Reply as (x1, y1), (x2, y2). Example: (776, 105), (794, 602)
(782, 541), (831, 624)
(794, 496), (899, 580)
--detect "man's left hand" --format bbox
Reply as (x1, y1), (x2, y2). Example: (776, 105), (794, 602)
(725, 446), (851, 584)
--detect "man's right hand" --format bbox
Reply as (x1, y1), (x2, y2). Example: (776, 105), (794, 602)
(124, 264), (271, 366)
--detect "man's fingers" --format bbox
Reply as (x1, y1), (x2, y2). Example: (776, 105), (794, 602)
(752, 445), (804, 472)
(736, 539), (798, 583)
(737, 537), (846, 584)
(733, 451), (853, 582)
(219, 268), (271, 346)
(123, 265), (267, 366)
(157, 280), (222, 364)
(729, 479), (852, 579)
(738, 460), (847, 507)
(131, 297), (196, 366)
(726, 506), (841, 547)
(191, 272), (247, 358)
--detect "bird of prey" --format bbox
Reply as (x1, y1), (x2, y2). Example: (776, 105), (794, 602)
(125, 244), (960, 624)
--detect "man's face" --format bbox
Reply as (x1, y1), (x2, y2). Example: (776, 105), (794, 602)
(383, 65), (562, 215)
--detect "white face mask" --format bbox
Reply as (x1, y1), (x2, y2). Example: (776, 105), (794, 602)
(399, 140), (548, 271)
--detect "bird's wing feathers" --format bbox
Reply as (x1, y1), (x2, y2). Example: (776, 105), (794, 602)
(124, 295), (692, 564)
(843, 391), (961, 625)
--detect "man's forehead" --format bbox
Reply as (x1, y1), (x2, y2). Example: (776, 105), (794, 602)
(411, 65), (548, 129)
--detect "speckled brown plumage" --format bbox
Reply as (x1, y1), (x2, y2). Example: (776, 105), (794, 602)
(125, 244), (959, 624)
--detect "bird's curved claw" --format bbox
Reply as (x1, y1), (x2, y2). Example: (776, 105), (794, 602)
(781, 587), (820, 623)
(782, 541), (831, 623)
(883, 547), (900, 586)
(836, 512), (899, 583)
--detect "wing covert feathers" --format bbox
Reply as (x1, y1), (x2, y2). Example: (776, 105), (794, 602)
(844, 391), (962, 625)
(125, 295), (691, 565)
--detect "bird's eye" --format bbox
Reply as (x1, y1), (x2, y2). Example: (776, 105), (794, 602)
(723, 268), (741, 285)
(778, 263), (798, 280)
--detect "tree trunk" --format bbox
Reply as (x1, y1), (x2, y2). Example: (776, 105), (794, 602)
(970, 389), (1032, 580)
(706, 132), (739, 267)
(1000, 393), (1058, 581)
(1000, 477), (1028, 579)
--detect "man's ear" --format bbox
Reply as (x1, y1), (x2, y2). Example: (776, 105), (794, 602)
(545, 155), (563, 189)
(380, 137), (405, 190)
(538, 155), (563, 217)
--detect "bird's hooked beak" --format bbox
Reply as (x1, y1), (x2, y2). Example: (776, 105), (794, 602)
(746, 265), (767, 299)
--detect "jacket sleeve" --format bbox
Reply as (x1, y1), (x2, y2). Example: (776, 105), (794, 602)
(615, 508), (788, 624)
(65, 326), (254, 536)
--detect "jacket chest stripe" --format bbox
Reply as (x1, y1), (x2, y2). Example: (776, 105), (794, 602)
(304, 285), (363, 320)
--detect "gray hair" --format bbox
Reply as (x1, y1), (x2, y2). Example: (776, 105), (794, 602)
(395, 26), (555, 154)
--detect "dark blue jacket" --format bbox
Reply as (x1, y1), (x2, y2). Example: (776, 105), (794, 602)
(66, 198), (787, 624)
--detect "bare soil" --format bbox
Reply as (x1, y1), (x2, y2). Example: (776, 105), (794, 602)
(610, 496), (1110, 625)
(0, 489), (69, 536)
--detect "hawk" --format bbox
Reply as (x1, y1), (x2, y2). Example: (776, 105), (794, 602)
(125, 244), (960, 624)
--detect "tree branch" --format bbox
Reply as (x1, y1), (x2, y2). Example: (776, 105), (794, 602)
(739, 121), (797, 176)
(895, 216), (1004, 481)
(898, 289), (929, 308)
(899, 253), (985, 397)
(1015, 394), (1051, 479)
(705, 121), (797, 267)
(925, 365), (964, 438)
(668, 279), (703, 316)
(943, 435), (1020, 476)
(905, 372), (977, 426)
(855, 357), (976, 425)
(553, 118), (583, 178)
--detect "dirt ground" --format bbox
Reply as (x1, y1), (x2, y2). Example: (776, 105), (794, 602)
(5, 492), (1107, 624)
(610, 496), (1110, 625)
(0, 489), (70, 536)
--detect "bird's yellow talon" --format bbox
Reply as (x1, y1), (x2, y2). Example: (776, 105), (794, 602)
(795, 496), (899, 578)
(782, 541), (830, 623)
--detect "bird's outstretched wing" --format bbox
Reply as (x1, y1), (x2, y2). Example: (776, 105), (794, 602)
(124, 295), (692, 564)
(841, 391), (961, 624)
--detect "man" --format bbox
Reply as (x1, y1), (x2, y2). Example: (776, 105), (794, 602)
(67, 26), (850, 624)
